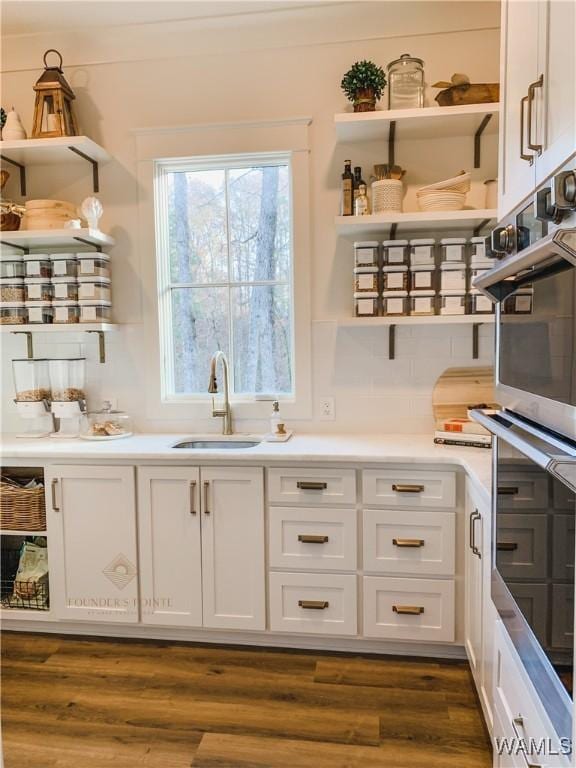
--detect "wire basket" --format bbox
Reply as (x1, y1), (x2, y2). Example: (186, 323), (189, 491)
(1, 578), (49, 610)
(0, 479), (46, 531)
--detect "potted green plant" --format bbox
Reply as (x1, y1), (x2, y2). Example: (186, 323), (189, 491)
(341, 60), (387, 112)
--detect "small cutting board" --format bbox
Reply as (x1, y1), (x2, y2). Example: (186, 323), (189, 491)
(432, 366), (497, 423)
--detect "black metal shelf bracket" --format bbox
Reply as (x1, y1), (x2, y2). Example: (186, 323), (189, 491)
(388, 120), (396, 168)
(73, 236), (103, 252)
(0, 239), (28, 253)
(67, 146), (100, 193)
(472, 323), (481, 359)
(12, 331), (34, 359)
(1, 155), (26, 196)
(474, 114), (493, 169)
(86, 330), (107, 363)
(388, 325), (396, 360)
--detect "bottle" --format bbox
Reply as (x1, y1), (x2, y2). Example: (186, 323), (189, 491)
(353, 167), (365, 201)
(270, 400), (282, 434)
(354, 183), (370, 216)
(341, 160), (353, 216)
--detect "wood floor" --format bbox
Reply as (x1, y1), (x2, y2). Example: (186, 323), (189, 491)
(1, 632), (492, 767)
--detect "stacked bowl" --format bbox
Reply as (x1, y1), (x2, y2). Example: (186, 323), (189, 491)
(21, 200), (77, 230)
(416, 172), (471, 212)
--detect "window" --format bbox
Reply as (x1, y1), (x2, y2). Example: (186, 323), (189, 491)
(155, 154), (294, 400)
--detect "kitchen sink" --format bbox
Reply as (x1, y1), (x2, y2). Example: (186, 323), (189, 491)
(172, 439), (261, 450)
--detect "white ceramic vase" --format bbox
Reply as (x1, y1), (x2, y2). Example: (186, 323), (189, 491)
(80, 196), (104, 230)
(3, 109), (27, 140)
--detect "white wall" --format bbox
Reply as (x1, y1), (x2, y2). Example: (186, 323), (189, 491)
(0, 1), (499, 435)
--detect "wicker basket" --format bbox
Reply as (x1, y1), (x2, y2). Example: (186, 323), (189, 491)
(372, 179), (403, 213)
(0, 480), (46, 531)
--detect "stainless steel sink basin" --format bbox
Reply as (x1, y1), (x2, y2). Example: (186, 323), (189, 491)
(172, 439), (261, 450)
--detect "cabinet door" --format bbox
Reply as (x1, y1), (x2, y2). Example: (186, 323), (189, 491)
(535, 0), (576, 183)
(498, 0), (539, 217)
(464, 495), (484, 680)
(201, 466), (265, 630)
(138, 467), (202, 627)
(46, 465), (138, 623)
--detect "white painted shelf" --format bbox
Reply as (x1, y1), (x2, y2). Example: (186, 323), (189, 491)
(335, 103), (500, 143)
(338, 315), (495, 327)
(335, 209), (496, 235)
(0, 228), (115, 250)
(0, 136), (110, 165)
(1, 530), (47, 537)
(1, 323), (116, 333)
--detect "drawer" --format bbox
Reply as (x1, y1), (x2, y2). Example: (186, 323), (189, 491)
(507, 583), (548, 646)
(269, 572), (357, 636)
(363, 576), (454, 642)
(268, 468), (356, 506)
(552, 513), (575, 581)
(268, 507), (357, 571)
(496, 513), (548, 580)
(362, 470), (456, 509)
(551, 584), (573, 649)
(363, 509), (455, 576)
(497, 472), (549, 510)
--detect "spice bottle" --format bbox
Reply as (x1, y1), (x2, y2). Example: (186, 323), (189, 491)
(354, 183), (370, 216)
(341, 160), (354, 216)
(353, 167), (366, 201)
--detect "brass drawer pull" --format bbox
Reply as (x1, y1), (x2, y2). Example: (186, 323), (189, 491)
(498, 486), (519, 495)
(393, 605), (424, 615)
(203, 481), (210, 514)
(297, 481), (328, 491)
(190, 481), (197, 515)
(393, 538), (425, 548)
(527, 74), (544, 155)
(392, 484), (425, 493)
(520, 94), (534, 164)
(298, 600), (329, 610)
(51, 478), (60, 512)
(497, 542), (519, 551)
(298, 534), (329, 544)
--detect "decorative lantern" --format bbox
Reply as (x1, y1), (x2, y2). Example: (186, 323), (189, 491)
(32, 49), (78, 138)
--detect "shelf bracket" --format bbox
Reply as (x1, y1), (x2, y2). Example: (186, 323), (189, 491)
(12, 331), (34, 359)
(474, 114), (493, 169)
(0, 155), (26, 196)
(473, 218), (492, 238)
(86, 330), (106, 363)
(68, 146), (100, 193)
(0, 239), (28, 253)
(388, 120), (396, 168)
(389, 222), (398, 240)
(73, 236), (103, 252)
(472, 323), (481, 359)
(388, 324), (396, 360)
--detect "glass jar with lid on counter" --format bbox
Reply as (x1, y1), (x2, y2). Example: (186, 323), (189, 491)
(387, 54), (425, 109)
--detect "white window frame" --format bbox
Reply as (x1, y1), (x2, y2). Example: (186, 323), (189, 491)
(135, 118), (312, 425)
(154, 152), (295, 403)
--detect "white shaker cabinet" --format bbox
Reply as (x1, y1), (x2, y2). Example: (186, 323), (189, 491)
(138, 467), (202, 627)
(45, 465), (139, 623)
(200, 466), (265, 631)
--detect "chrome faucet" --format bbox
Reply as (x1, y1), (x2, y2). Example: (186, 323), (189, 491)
(208, 351), (233, 435)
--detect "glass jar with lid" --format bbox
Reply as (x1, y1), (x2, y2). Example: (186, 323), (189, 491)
(409, 290), (436, 316)
(382, 266), (409, 292)
(0, 254), (25, 279)
(77, 253), (111, 279)
(50, 253), (78, 278)
(0, 278), (25, 302)
(469, 289), (494, 315)
(52, 277), (79, 301)
(26, 301), (53, 324)
(25, 278), (53, 302)
(354, 292), (379, 317)
(24, 254), (52, 279)
(52, 301), (80, 324)
(354, 267), (379, 293)
(503, 289), (533, 315)
(439, 238), (466, 263)
(49, 358), (86, 402)
(382, 239), (409, 266)
(80, 401), (133, 440)
(439, 263), (467, 291)
(387, 54), (425, 109)
(12, 359), (51, 402)
(409, 238), (435, 266)
(354, 241), (379, 268)
(439, 290), (467, 315)
(0, 302), (27, 324)
(382, 290), (408, 316)
(410, 265), (435, 291)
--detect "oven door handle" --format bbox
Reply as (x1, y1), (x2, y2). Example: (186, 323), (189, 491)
(470, 409), (555, 471)
(473, 228), (576, 301)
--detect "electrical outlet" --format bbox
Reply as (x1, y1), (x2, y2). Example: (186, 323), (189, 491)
(319, 397), (335, 421)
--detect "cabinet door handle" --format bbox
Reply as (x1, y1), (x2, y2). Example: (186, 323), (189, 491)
(392, 484), (424, 493)
(498, 486), (519, 495)
(520, 94), (534, 164)
(203, 481), (210, 514)
(298, 600), (329, 610)
(393, 538), (425, 548)
(296, 481), (327, 491)
(527, 74), (544, 155)
(497, 541), (518, 551)
(51, 478), (60, 512)
(298, 534), (329, 544)
(393, 605), (424, 615)
(189, 481), (197, 515)
(469, 510), (482, 558)
(511, 715), (542, 768)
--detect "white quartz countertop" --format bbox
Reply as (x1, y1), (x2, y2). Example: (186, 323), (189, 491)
(0, 432), (492, 503)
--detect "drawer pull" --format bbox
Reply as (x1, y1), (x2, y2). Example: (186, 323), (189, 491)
(498, 486), (519, 495)
(393, 538), (425, 548)
(298, 534), (329, 544)
(497, 541), (519, 551)
(298, 600), (329, 610)
(297, 481), (328, 491)
(392, 484), (424, 493)
(393, 605), (424, 615)
(51, 478), (60, 512)
(203, 481), (210, 514)
(190, 481), (197, 515)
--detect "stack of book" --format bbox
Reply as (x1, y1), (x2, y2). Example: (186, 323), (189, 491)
(434, 417), (492, 449)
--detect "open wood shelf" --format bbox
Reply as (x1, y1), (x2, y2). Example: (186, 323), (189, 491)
(0, 228), (114, 251)
(335, 209), (496, 236)
(335, 103), (500, 143)
(0, 530), (47, 537)
(1, 323), (116, 333)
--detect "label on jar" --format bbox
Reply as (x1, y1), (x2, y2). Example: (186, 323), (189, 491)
(475, 295), (492, 312)
(80, 283), (96, 299)
(444, 245), (463, 261)
(80, 259), (95, 275)
(414, 297), (433, 313)
(82, 306), (97, 321)
(473, 243), (486, 259)
(386, 272), (405, 289)
(387, 247), (405, 263)
(443, 296), (465, 313)
(54, 283), (69, 299)
(356, 298), (375, 315)
(516, 295), (532, 312)
(357, 274), (376, 291)
(53, 261), (68, 276)
(27, 284), (42, 299)
(5, 264), (17, 277)
(441, 271), (466, 290)
(414, 271), (432, 288)
(55, 307), (69, 322)
(356, 248), (376, 265)
(386, 297), (404, 314)
(28, 306), (43, 322)
(26, 261), (40, 276)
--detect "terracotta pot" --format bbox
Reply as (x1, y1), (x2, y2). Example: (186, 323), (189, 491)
(353, 87), (376, 113)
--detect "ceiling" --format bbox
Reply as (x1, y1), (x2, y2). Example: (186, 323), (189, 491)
(1, 1), (340, 36)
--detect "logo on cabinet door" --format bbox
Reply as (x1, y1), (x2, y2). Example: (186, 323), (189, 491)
(102, 553), (137, 590)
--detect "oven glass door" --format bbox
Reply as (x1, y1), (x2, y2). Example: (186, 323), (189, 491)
(494, 436), (574, 740)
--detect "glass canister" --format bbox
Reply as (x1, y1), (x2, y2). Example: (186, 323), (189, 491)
(387, 54), (425, 109)
(469, 289), (494, 315)
(354, 292), (379, 317)
(382, 290), (408, 316)
(354, 267), (379, 293)
(409, 290), (436, 316)
(80, 401), (133, 440)
(409, 238), (435, 266)
(382, 239), (409, 266)
(49, 358), (86, 402)
(382, 266), (409, 292)
(12, 359), (51, 402)
(354, 241), (379, 268)
(0, 254), (25, 279)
